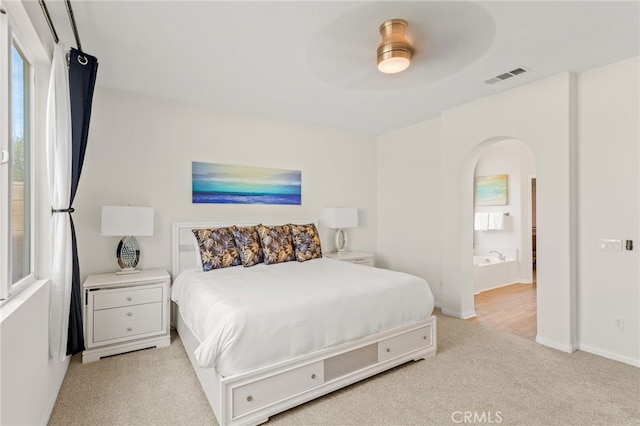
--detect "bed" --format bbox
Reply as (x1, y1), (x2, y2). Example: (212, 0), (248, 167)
(171, 220), (437, 426)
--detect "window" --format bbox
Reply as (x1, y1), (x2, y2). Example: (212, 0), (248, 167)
(1, 7), (35, 300)
(10, 44), (31, 283)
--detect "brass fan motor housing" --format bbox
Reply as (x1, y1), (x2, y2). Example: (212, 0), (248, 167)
(377, 19), (413, 72)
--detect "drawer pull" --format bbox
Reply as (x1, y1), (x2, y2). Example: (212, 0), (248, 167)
(127, 312), (132, 317)
(127, 327), (132, 332)
(246, 396), (253, 402)
(311, 374), (316, 379)
(386, 348), (391, 353)
(126, 297), (132, 301)
(423, 336), (427, 340)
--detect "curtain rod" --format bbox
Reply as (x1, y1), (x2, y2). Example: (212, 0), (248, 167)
(64, 0), (83, 53)
(38, 0), (84, 53)
(38, 0), (59, 45)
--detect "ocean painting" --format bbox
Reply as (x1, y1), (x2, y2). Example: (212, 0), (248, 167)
(192, 162), (301, 205)
(475, 174), (508, 206)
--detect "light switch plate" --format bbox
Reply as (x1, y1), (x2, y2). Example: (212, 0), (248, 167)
(599, 239), (622, 252)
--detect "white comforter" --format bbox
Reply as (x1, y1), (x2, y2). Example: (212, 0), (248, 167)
(171, 258), (434, 377)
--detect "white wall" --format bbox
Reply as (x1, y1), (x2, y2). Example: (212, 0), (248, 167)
(474, 139), (536, 283)
(73, 87), (378, 279)
(377, 118), (443, 302)
(0, 281), (69, 425)
(576, 56), (639, 365)
(377, 57), (640, 366)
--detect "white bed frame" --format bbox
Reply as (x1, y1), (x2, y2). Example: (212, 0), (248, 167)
(171, 221), (437, 426)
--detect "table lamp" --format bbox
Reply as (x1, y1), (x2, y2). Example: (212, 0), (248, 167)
(101, 205), (154, 274)
(324, 207), (358, 253)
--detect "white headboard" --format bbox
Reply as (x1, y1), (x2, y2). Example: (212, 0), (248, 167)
(171, 219), (319, 278)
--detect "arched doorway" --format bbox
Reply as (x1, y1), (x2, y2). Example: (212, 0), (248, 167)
(468, 139), (537, 339)
(438, 78), (577, 354)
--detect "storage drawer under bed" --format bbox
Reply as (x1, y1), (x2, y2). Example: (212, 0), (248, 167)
(232, 361), (324, 418)
(229, 324), (433, 419)
(378, 325), (433, 362)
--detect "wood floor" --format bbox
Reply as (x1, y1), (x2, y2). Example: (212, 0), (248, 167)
(467, 281), (537, 340)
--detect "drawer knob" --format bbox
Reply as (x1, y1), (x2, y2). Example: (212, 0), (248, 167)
(127, 327), (132, 332)
(127, 312), (132, 317)
(246, 396), (253, 402)
(126, 297), (132, 301)
(311, 374), (316, 379)
(423, 336), (427, 340)
(386, 348), (391, 353)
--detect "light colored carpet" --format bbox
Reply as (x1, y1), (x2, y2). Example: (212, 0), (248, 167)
(49, 312), (640, 426)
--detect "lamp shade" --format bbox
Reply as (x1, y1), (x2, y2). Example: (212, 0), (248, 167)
(324, 208), (358, 229)
(101, 206), (154, 236)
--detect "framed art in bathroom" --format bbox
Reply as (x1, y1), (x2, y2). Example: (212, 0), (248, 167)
(475, 174), (508, 206)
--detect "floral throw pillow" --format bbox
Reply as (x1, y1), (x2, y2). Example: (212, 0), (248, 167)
(291, 223), (322, 262)
(192, 228), (241, 271)
(257, 224), (295, 265)
(231, 226), (264, 267)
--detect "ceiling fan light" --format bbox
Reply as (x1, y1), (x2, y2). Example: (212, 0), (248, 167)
(377, 19), (413, 74)
(377, 51), (411, 74)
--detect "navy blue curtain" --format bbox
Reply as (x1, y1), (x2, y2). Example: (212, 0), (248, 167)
(66, 48), (98, 356)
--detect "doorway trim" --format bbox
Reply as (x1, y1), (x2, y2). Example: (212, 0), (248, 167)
(528, 174), (537, 285)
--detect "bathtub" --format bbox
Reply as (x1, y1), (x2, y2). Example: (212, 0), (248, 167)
(473, 251), (519, 293)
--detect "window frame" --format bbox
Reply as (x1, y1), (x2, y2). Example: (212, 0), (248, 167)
(0, 5), (38, 302)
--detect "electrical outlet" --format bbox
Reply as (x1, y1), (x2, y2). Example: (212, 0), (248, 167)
(626, 240), (633, 251)
(614, 317), (624, 331)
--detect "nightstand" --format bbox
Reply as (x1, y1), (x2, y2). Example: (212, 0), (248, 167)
(324, 251), (375, 267)
(82, 269), (171, 363)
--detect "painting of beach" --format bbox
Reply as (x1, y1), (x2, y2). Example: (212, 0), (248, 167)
(192, 161), (302, 205)
(475, 174), (508, 206)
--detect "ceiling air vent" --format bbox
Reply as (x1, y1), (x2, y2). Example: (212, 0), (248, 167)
(485, 67), (529, 85)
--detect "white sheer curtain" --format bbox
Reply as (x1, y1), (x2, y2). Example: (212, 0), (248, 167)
(46, 43), (73, 360)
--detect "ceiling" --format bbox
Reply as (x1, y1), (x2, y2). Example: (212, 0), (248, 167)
(24, 1), (640, 135)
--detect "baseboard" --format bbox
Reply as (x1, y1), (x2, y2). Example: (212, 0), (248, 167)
(535, 335), (577, 353)
(441, 308), (477, 319)
(475, 281), (520, 293)
(578, 343), (640, 368)
(42, 356), (70, 425)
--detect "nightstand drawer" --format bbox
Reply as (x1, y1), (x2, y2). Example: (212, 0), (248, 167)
(93, 302), (163, 342)
(349, 257), (374, 266)
(93, 286), (163, 310)
(325, 251), (375, 267)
